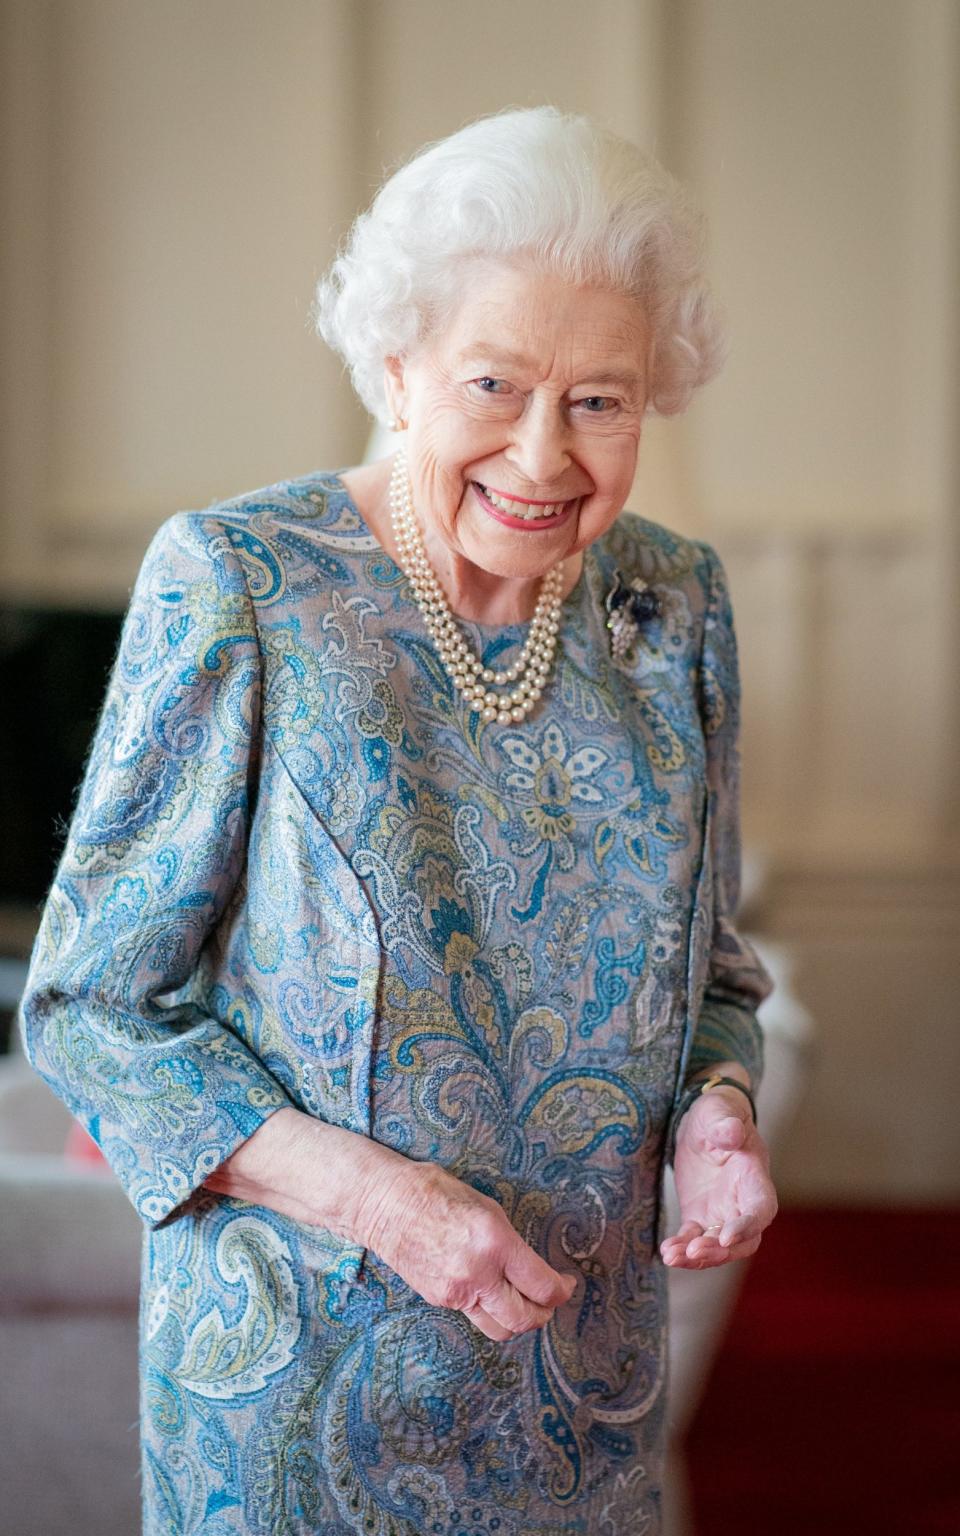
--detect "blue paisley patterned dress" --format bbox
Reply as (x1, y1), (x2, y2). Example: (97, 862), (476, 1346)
(21, 471), (771, 1535)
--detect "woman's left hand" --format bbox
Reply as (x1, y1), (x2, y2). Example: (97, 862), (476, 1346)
(659, 1086), (778, 1270)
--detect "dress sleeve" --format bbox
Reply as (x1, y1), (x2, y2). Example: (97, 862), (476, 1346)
(681, 542), (774, 1092)
(18, 512), (291, 1225)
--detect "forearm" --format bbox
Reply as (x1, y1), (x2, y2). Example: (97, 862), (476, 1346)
(203, 1107), (407, 1244)
(685, 998), (764, 1091)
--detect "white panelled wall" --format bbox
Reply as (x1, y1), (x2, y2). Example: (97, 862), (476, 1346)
(1, 0), (957, 1200)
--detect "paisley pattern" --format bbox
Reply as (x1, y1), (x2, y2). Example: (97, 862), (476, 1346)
(20, 471), (772, 1534)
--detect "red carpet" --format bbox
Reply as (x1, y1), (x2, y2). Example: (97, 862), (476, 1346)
(685, 1207), (960, 1536)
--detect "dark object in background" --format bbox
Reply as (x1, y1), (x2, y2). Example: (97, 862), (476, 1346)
(0, 605), (123, 1050)
(0, 606), (124, 902)
(1, 605), (123, 881)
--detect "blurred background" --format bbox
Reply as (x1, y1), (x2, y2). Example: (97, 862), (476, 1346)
(0, 2), (957, 1533)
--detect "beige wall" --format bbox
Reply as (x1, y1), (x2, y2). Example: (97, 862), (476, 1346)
(1, 0), (958, 1200)
(667, 0), (960, 874)
(0, 0), (368, 603)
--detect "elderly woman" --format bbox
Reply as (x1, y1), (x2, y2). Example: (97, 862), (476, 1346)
(21, 107), (776, 1534)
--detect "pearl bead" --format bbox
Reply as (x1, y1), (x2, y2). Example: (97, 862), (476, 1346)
(497, 709), (512, 724)
(481, 706), (497, 722)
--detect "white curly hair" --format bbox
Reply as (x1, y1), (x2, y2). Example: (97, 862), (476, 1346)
(314, 106), (725, 421)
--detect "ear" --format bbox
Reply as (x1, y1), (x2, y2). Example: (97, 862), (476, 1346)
(383, 356), (408, 426)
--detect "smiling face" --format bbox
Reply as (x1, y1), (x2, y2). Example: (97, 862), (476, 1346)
(384, 261), (652, 590)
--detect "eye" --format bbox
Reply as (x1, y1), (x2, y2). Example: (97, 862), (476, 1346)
(575, 395), (618, 414)
(473, 376), (510, 394)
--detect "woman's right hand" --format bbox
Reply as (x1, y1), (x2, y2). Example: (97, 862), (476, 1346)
(205, 1107), (575, 1342)
(353, 1154), (577, 1342)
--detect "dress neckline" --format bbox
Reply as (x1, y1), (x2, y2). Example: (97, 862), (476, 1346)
(328, 469), (591, 637)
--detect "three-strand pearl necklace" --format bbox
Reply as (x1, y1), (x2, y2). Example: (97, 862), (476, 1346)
(388, 446), (564, 724)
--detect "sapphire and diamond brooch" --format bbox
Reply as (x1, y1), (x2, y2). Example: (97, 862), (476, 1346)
(604, 569), (663, 664)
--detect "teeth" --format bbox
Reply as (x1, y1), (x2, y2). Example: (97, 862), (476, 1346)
(482, 486), (566, 520)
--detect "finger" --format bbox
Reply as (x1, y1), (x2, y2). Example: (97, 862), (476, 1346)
(659, 1223), (705, 1256)
(690, 1235), (762, 1267)
(661, 1245), (698, 1266)
(660, 1238), (706, 1265)
(481, 1276), (555, 1336)
(667, 1251), (728, 1270)
(503, 1239), (578, 1309)
(463, 1302), (515, 1342)
(673, 1219), (707, 1242)
(721, 1235), (762, 1263)
(685, 1233), (724, 1261)
(662, 1229), (763, 1268)
(661, 1243), (720, 1269)
(662, 1226), (724, 1261)
(717, 1215), (762, 1249)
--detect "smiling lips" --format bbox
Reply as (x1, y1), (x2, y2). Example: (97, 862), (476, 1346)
(474, 483), (578, 530)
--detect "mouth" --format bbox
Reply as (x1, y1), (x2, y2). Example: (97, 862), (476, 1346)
(473, 483), (579, 531)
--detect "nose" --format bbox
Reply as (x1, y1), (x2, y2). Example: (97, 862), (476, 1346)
(504, 396), (571, 488)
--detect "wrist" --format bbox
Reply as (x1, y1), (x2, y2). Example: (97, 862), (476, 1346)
(348, 1142), (420, 1254)
(693, 1072), (756, 1116)
(668, 1073), (757, 1162)
(204, 1109), (409, 1245)
(299, 1121), (410, 1244)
